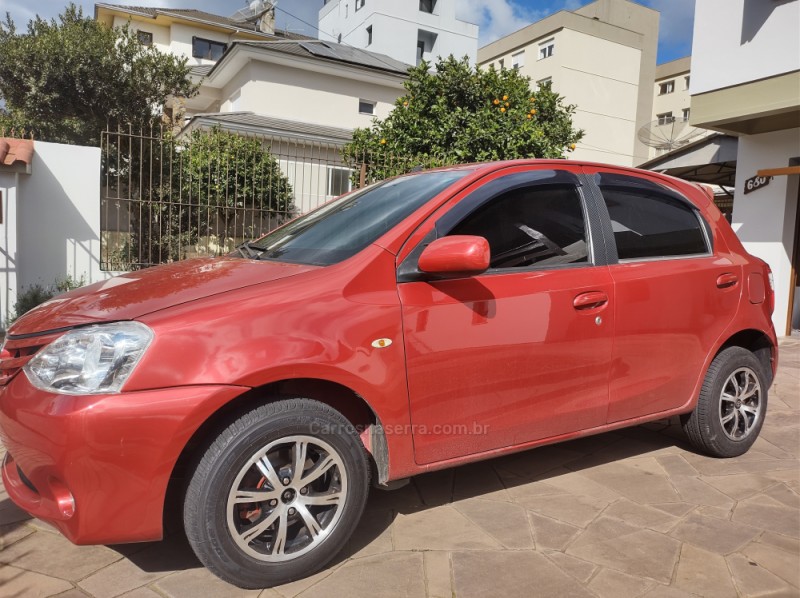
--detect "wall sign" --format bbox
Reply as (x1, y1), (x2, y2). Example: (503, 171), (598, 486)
(744, 174), (772, 195)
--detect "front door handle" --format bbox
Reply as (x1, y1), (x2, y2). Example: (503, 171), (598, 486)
(573, 291), (609, 310)
(716, 273), (739, 289)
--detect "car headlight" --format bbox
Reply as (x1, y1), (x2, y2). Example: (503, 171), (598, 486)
(23, 322), (154, 395)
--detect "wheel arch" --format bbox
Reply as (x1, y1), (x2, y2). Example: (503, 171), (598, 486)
(162, 378), (391, 535)
(717, 329), (776, 386)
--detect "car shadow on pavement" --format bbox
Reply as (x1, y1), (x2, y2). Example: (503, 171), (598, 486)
(326, 417), (697, 567)
(105, 418), (694, 576)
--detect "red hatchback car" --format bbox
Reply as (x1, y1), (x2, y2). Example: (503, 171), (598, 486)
(1, 160), (777, 588)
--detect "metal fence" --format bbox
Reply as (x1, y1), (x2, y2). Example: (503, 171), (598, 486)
(100, 124), (460, 271)
(100, 125), (331, 270)
(99, 125), (459, 271)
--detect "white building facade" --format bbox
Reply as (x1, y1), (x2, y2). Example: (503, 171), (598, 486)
(691, 0), (800, 336)
(318, 0), (478, 66)
(478, 0), (659, 167)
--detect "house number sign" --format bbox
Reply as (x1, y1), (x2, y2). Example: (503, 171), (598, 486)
(743, 174), (772, 195)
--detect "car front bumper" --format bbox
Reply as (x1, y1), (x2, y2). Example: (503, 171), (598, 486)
(0, 375), (244, 545)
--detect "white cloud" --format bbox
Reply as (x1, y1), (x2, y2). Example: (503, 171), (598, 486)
(456, 0), (548, 45)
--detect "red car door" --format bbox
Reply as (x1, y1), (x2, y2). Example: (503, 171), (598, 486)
(397, 166), (615, 465)
(582, 166), (741, 423)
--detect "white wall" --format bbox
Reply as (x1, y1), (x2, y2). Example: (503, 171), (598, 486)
(15, 142), (113, 308)
(319, 0), (478, 65)
(223, 61), (402, 129)
(0, 172), (19, 325)
(111, 16), (229, 67)
(692, 0), (800, 95)
(730, 128), (800, 335)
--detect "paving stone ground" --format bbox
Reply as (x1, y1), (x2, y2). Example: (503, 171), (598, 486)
(1, 338), (798, 598)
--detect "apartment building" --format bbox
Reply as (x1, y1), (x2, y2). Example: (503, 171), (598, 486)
(691, 0), (800, 336)
(653, 58), (691, 129)
(318, 0), (478, 66)
(478, 0), (659, 167)
(642, 57), (704, 159)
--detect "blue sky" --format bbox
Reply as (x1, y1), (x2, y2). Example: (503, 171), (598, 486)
(1, 0), (695, 64)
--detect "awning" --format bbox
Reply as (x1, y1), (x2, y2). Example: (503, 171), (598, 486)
(638, 133), (738, 187)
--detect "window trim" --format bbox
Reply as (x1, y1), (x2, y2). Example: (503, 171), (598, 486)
(327, 166), (354, 197)
(192, 36), (227, 60)
(656, 111), (674, 126)
(137, 30), (153, 46)
(538, 38), (555, 60)
(419, 0), (437, 14)
(358, 99), (376, 115)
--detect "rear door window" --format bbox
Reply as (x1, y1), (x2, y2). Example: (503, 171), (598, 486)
(596, 174), (709, 260)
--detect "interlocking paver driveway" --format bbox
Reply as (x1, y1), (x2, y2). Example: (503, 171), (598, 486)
(1, 338), (798, 598)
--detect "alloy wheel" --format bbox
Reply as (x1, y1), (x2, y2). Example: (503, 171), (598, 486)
(226, 435), (348, 562)
(719, 366), (762, 440)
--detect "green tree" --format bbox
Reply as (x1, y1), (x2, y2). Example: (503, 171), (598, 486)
(0, 4), (198, 145)
(117, 127), (294, 268)
(343, 56), (583, 182)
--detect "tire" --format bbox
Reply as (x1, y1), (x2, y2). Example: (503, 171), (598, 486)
(183, 398), (370, 589)
(681, 347), (768, 458)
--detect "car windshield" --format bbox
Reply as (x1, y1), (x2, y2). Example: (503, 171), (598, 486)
(247, 170), (471, 266)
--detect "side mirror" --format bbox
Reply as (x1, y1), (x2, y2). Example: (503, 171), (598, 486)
(418, 235), (490, 276)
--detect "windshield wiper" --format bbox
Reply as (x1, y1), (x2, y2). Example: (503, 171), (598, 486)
(235, 241), (264, 259)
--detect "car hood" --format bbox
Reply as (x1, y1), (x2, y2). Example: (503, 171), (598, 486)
(9, 257), (320, 336)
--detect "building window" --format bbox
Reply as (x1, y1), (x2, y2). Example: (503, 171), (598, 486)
(537, 76), (552, 88)
(416, 30), (437, 65)
(137, 30), (153, 46)
(355, 0), (365, 11)
(684, 75), (690, 90)
(366, 25), (372, 45)
(682, 108), (691, 122)
(538, 39), (554, 60)
(657, 111), (674, 126)
(658, 80), (675, 95)
(498, 58), (504, 69)
(192, 37), (226, 61)
(419, 0), (437, 14)
(512, 50), (525, 70)
(328, 167), (353, 197)
(359, 99), (376, 115)
(338, 33), (342, 43)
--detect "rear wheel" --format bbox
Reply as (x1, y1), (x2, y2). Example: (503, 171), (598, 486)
(183, 398), (370, 589)
(681, 347), (768, 457)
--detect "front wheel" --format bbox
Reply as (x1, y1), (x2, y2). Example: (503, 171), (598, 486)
(183, 398), (370, 589)
(681, 346), (768, 458)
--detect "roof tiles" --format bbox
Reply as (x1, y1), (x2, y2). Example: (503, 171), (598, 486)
(0, 138), (34, 168)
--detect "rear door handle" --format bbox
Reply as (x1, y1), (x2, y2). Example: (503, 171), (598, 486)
(573, 291), (609, 310)
(716, 273), (739, 289)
